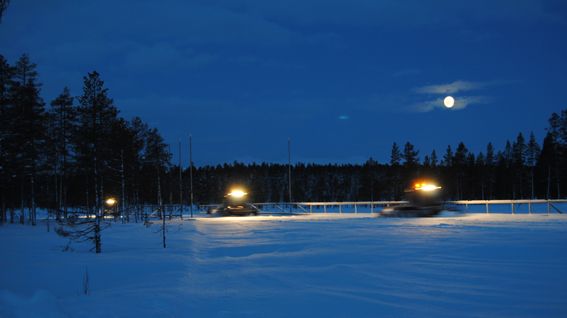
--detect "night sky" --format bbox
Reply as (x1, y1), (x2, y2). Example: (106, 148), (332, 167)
(2, 0), (566, 166)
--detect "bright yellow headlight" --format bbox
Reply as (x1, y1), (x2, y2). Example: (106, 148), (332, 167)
(227, 189), (247, 198)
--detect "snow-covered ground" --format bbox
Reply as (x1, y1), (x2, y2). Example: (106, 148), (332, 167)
(2, 213), (567, 317)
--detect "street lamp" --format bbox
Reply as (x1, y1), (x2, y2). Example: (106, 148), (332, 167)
(105, 197), (117, 207)
(105, 197), (118, 218)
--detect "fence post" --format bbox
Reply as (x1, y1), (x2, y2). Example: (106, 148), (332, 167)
(528, 201), (532, 214)
(547, 200), (550, 215)
(324, 205), (327, 214)
(485, 202), (489, 214)
(371, 203), (374, 213)
(339, 204), (342, 214)
(354, 204), (358, 214)
(511, 202), (515, 214)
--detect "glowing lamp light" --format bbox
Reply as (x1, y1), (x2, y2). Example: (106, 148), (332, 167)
(105, 197), (117, 206)
(414, 183), (441, 192)
(227, 189), (247, 198)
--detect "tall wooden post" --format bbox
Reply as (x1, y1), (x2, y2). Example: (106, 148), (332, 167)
(178, 139), (183, 219)
(288, 138), (292, 212)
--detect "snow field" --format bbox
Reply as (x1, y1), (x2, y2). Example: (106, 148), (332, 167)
(1, 213), (567, 317)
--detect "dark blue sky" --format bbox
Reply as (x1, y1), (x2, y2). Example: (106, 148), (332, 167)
(2, 0), (566, 165)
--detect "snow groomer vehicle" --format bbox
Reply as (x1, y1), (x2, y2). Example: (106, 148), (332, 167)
(380, 180), (444, 217)
(206, 187), (260, 216)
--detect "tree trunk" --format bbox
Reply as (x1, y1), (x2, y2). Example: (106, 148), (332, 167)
(530, 168), (535, 199)
(94, 222), (101, 253)
(54, 173), (60, 221)
(547, 166), (551, 199)
(157, 167), (162, 217)
(1, 192), (6, 224)
(162, 208), (166, 249)
(31, 174), (36, 226)
(85, 176), (90, 217)
(121, 150), (126, 222)
(20, 177), (25, 224)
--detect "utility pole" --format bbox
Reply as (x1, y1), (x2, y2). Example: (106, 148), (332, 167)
(288, 138), (292, 210)
(189, 134), (194, 218)
(178, 139), (183, 219)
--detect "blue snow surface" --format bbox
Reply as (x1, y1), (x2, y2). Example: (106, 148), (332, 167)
(1, 213), (567, 318)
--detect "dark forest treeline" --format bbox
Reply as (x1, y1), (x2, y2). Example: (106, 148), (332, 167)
(0, 54), (172, 225)
(1, 54), (566, 225)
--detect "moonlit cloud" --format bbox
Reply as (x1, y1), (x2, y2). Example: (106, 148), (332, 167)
(411, 79), (499, 112)
(415, 80), (487, 95)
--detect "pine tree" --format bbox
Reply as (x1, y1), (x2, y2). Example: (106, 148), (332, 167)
(389, 143), (402, 199)
(144, 127), (171, 247)
(0, 55), (14, 223)
(526, 132), (541, 198)
(485, 143), (495, 166)
(512, 133), (526, 167)
(423, 155), (430, 167)
(402, 142), (419, 167)
(548, 111), (566, 198)
(75, 71), (118, 253)
(362, 157), (378, 201)
(542, 112), (565, 198)
(442, 145), (453, 167)
(453, 142), (468, 167)
(538, 132), (556, 198)
(452, 142), (469, 199)
(503, 141), (512, 167)
(11, 54), (46, 225)
(484, 142), (495, 199)
(49, 87), (76, 218)
(476, 152), (486, 199)
(128, 117), (149, 221)
(390, 142), (401, 166)
(511, 133), (527, 198)
(548, 112), (561, 140)
(144, 127), (171, 218)
(430, 150), (438, 167)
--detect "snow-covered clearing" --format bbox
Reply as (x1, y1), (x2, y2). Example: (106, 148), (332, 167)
(1, 213), (567, 317)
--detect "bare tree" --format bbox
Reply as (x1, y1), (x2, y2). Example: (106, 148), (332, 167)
(56, 215), (109, 253)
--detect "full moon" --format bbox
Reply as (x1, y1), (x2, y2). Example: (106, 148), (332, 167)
(444, 96), (455, 108)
